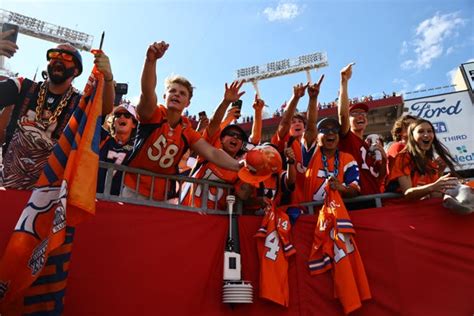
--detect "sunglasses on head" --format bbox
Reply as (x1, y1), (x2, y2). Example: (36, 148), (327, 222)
(47, 49), (76, 63)
(224, 131), (244, 140)
(114, 112), (132, 119)
(318, 127), (340, 134)
(349, 111), (368, 117)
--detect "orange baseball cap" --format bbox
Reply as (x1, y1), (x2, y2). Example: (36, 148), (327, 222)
(238, 144), (283, 187)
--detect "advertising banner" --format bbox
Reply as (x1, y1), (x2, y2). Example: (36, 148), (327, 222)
(405, 90), (474, 170)
(461, 62), (474, 94)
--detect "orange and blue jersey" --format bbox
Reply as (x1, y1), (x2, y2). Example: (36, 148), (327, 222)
(124, 105), (202, 200)
(303, 147), (360, 203)
(308, 186), (371, 314)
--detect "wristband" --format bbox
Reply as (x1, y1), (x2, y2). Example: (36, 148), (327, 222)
(287, 158), (295, 165)
(104, 76), (114, 82)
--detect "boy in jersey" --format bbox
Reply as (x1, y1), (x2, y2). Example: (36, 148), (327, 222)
(337, 63), (387, 196)
(271, 75), (324, 205)
(123, 41), (241, 200)
(97, 103), (137, 196)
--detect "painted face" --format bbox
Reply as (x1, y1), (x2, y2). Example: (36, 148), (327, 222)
(113, 111), (136, 135)
(164, 83), (191, 111)
(317, 123), (340, 151)
(220, 129), (244, 157)
(413, 122), (434, 152)
(349, 110), (368, 132)
(290, 117), (305, 137)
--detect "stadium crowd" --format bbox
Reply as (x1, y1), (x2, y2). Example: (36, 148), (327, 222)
(0, 33), (468, 215)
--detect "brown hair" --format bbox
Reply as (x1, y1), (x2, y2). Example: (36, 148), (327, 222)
(391, 114), (417, 141)
(165, 75), (194, 99)
(292, 112), (307, 127)
(403, 118), (458, 176)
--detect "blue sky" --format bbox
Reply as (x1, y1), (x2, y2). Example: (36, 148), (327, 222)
(3, 0), (473, 119)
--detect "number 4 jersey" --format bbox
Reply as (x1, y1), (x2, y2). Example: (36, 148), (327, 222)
(124, 105), (202, 200)
(255, 203), (296, 307)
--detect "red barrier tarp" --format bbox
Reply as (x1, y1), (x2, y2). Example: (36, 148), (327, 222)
(1, 190), (473, 315)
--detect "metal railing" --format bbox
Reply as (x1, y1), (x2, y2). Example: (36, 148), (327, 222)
(96, 162), (402, 215)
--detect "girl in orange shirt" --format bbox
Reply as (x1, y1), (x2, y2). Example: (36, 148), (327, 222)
(387, 118), (459, 199)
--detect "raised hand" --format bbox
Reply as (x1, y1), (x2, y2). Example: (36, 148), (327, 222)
(340, 63), (354, 83)
(224, 80), (245, 103)
(308, 74), (325, 99)
(0, 30), (18, 58)
(293, 83), (308, 99)
(146, 41), (169, 62)
(252, 94), (265, 111)
(225, 106), (241, 120)
(92, 51), (113, 81)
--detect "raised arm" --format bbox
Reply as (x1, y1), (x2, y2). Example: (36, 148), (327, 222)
(249, 94), (264, 144)
(207, 80), (245, 136)
(338, 63), (354, 136)
(304, 74), (324, 148)
(276, 83), (307, 139)
(190, 138), (241, 171)
(92, 51), (115, 115)
(137, 41), (169, 121)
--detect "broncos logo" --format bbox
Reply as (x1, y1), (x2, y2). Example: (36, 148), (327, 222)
(15, 186), (65, 239)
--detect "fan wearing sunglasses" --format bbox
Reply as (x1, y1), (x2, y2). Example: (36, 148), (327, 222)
(337, 63), (387, 197)
(97, 103), (138, 196)
(301, 117), (360, 203)
(180, 81), (252, 211)
(0, 42), (115, 189)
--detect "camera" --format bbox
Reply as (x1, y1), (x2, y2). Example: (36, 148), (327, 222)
(232, 100), (242, 110)
(114, 83), (128, 106)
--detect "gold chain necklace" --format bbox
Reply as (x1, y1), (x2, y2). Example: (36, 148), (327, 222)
(35, 81), (75, 127)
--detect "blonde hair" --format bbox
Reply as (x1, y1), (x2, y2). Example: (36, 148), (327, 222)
(164, 75), (194, 99)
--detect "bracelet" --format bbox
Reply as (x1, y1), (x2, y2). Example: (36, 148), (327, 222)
(104, 76), (114, 82)
(287, 158), (295, 165)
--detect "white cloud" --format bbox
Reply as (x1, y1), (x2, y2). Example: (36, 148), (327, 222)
(446, 47), (454, 55)
(400, 41), (408, 55)
(263, 1), (301, 22)
(393, 78), (410, 94)
(414, 83), (426, 91)
(401, 12), (467, 70)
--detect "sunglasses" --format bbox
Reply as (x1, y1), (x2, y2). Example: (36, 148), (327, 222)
(318, 127), (340, 134)
(223, 131), (244, 141)
(47, 49), (76, 63)
(114, 112), (133, 119)
(349, 111), (368, 117)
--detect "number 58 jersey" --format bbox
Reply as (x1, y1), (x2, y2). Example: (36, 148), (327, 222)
(255, 204), (296, 307)
(125, 105), (202, 200)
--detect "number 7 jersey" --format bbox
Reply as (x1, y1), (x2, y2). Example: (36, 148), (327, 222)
(124, 105), (202, 200)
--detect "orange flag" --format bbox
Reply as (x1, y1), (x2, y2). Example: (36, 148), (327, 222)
(0, 64), (104, 313)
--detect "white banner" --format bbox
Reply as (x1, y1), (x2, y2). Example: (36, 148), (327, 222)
(405, 90), (474, 170)
(461, 62), (474, 94)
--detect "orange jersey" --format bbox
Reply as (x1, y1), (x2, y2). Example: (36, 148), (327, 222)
(303, 148), (360, 203)
(387, 151), (439, 192)
(124, 105), (201, 200)
(271, 133), (315, 205)
(308, 186), (371, 314)
(180, 161), (240, 210)
(255, 202), (296, 307)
